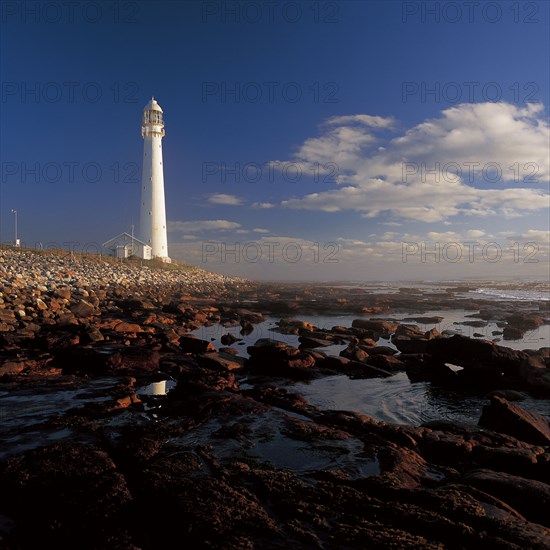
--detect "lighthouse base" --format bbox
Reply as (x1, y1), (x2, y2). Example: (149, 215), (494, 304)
(156, 256), (172, 264)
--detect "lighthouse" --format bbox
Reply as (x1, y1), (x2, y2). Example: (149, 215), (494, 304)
(139, 97), (170, 262)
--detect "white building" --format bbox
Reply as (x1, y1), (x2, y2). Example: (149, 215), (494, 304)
(102, 233), (152, 260)
(139, 98), (171, 262)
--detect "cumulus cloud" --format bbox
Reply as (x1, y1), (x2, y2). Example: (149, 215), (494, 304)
(207, 193), (244, 206)
(278, 102), (549, 221)
(325, 114), (396, 128)
(251, 202), (275, 209)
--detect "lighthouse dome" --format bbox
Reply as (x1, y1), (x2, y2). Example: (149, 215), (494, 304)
(144, 97), (163, 112)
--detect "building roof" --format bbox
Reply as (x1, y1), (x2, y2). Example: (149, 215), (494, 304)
(144, 97), (163, 112)
(102, 232), (151, 249)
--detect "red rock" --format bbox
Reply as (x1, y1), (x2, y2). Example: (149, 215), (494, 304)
(276, 319), (315, 334)
(54, 287), (71, 300)
(479, 396), (550, 446)
(392, 335), (428, 353)
(340, 344), (369, 363)
(395, 324), (424, 337)
(359, 338), (378, 347)
(0, 361), (26, 376)
(114, 322), (143, 333)
(463, 468), (550, 527)
(298, 336), (333, 348)
(197, 352), (246, 371)
(220, 333), (239, 345)
(119, 348), (160, 372)
(366, 354), (405, 372)
(352, 319), (398, 333)
(179, 335), (216, 353)
(114, 393), (142, 409)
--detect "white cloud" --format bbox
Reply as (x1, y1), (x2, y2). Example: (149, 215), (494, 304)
(251, 202), (275, 209)
(325, 114), (396, 128)
(168, 219), (242, 233)
(277, 102), (549, 222)
(466, 229), (485, 238)
(522, 229), (550, 241)
(253, 228), (270, 233)
(207, 193), (244, 206)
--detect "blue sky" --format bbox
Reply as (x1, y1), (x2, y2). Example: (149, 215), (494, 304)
(1, 0), (549, 280)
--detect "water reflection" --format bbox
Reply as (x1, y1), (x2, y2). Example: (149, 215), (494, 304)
(139, 379), (176, 396)
(294, 373), (549, 426)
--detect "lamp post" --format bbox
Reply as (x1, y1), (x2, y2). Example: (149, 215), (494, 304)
(10, 209), (19, 247)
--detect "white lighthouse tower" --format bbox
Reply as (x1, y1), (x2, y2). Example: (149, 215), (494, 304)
(139, 97), (170, 262)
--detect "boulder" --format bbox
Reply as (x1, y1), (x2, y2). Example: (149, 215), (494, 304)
(340, 344), (369, 363)
(246, 338), (316, 378)
(394, 324), (424, 337)
(479, 396), (550, 446)
(352, 319), (398, 334)
(426, 335), (527, 377)
(54, 287), (71, 300)
(179, 335), (216, 353)
(70, 299), (96, 318)
(392, 335), (428, 354)
(298, 336), (334, 348)
(275, 319), (315, 334)
(463, 469), (550, 527)
(197, 352), (246, 372)
(505, 313), (544, 330)
(366, 345), (397, 356)
(366, 354), (405, 372)
(113, 321), (143, 333)
(0, 360), (27, 376)
(503, 326), (525, 340)
(220, 333), (239, 345)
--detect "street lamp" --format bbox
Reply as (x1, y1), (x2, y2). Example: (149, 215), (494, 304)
(10, 209), (19, 247)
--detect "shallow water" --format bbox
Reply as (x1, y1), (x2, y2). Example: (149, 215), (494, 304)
(294, 373), (550, 426)
(192, 309), (549, 354)
(0, 377), (118, 459)
(191, 312), (550, 427)
(168, 411), (380, 476)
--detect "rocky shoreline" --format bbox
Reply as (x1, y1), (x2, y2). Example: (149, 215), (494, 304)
(1, 248), (549, 549)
